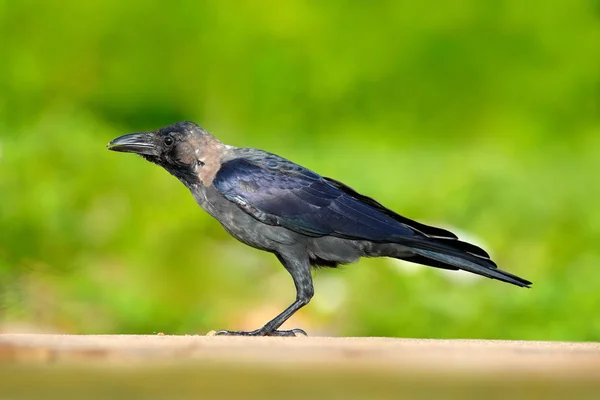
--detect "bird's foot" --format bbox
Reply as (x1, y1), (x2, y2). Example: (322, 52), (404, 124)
(215, 328), (307, 337)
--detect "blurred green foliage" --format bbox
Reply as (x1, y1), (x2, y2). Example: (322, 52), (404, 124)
(1, 0), (600, 339)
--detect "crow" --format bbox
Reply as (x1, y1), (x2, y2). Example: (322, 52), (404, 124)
(108, 121), (531, 336)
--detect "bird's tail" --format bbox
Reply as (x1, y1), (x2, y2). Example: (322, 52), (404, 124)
(397, 237), (532, 288)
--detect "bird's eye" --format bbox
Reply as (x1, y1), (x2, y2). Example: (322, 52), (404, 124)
(164, 136), (174, 146)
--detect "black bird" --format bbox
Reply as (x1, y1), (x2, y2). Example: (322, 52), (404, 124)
(108, 121), (531, 336)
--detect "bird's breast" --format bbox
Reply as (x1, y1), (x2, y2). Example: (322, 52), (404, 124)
(191, 185), (301, 251)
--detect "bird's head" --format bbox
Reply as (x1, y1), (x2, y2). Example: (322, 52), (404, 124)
(108, 121), (225, 186)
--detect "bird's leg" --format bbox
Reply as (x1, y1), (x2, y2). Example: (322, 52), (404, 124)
(216, 253), (313, 337)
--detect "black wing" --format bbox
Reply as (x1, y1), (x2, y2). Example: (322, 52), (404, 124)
(214, 154), (453, 244)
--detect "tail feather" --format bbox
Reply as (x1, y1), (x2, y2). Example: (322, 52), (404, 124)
(399, 238), (532, 288)
(434, 237), (491, 259)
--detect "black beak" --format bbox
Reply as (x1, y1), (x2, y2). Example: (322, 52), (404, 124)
(107, 132), (158, 156)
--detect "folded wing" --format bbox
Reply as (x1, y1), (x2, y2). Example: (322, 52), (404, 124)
(215, 155), (434, 242)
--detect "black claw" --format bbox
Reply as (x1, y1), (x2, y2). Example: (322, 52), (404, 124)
(288, 328), (308, 337)
(214, 328), (308, 337)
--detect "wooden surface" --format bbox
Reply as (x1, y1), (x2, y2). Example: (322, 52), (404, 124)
(1, 334), (600, 399)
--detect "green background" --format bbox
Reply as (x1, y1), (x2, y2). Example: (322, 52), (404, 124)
(1, 0), (599, 340)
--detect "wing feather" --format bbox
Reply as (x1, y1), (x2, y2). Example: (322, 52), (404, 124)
(213, 156), (416, 240)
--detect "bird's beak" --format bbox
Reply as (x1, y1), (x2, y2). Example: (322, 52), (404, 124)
(107, 132), (158, 156)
